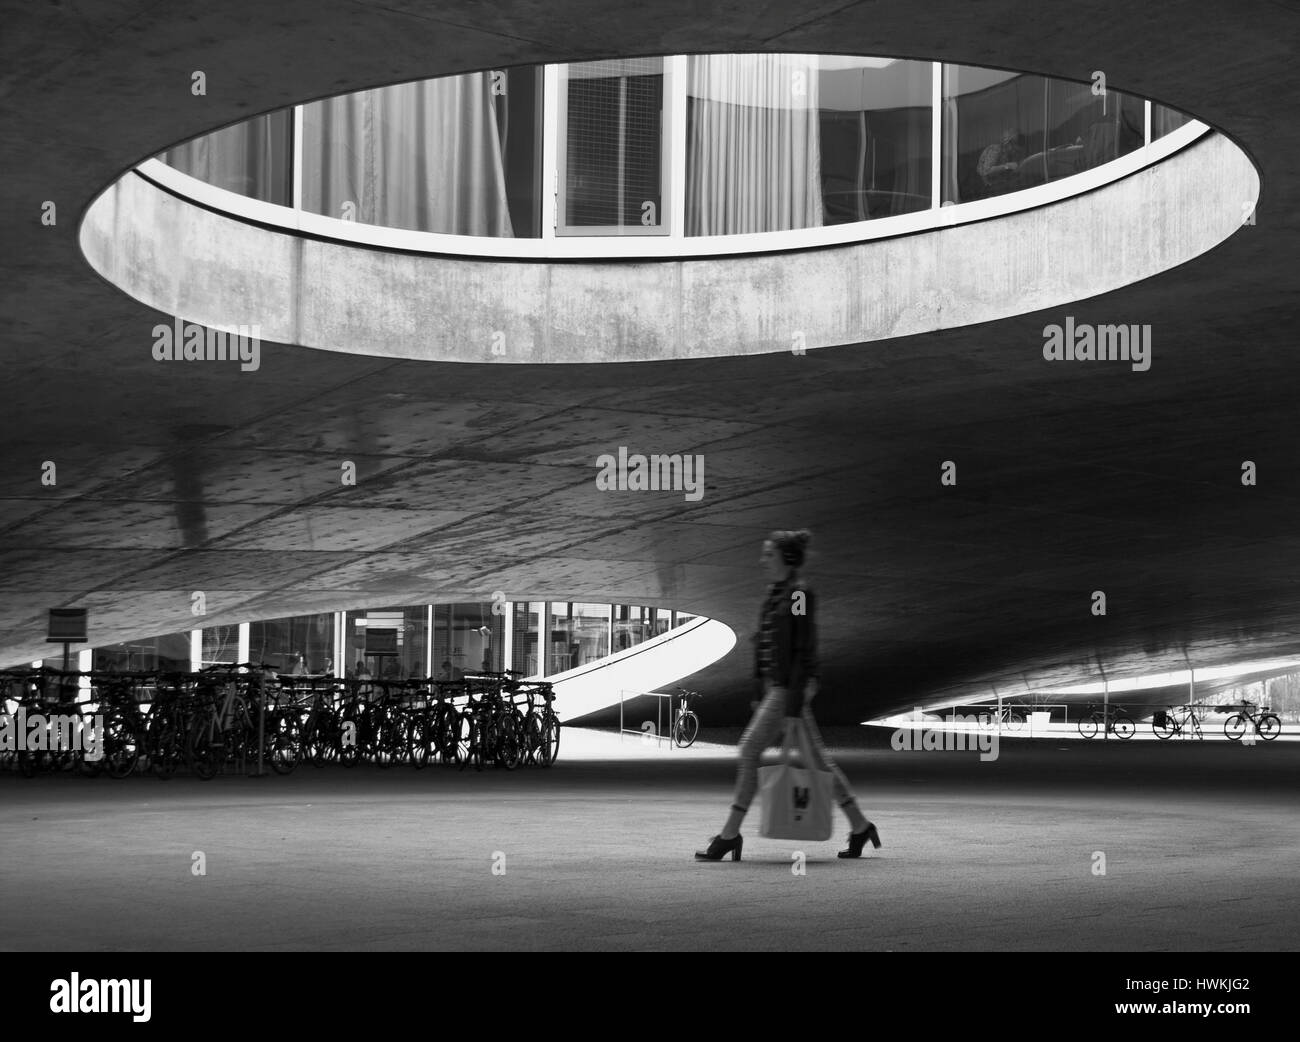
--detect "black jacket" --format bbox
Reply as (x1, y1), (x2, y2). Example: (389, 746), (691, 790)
(755, 579), (819, 716)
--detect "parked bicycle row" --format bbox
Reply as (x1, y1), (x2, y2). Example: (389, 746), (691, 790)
(961, 700), (1283, 740)
(0, 665), (561, 778)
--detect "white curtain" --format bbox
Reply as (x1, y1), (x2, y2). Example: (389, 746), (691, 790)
(303, 73), (514, 236)
(686, 54), (824, 235)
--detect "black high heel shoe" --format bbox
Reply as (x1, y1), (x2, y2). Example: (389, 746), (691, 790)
(695, 833), (743, 861)
(837, 822), (881, 859)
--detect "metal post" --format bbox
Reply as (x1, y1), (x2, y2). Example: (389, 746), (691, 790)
(1103, 676), (1109, 741)
(255, 676), (266, 777)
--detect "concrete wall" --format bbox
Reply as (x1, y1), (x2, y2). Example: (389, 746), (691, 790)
(79, 133), (1257, 363)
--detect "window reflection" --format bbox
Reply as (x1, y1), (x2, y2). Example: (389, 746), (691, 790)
(92, 632), (191, 673)
(1151, 104), (1191, 140)
(249, 613), (333, 675)
(942, 66), (1142, 203)
(163, 110), (292, 205)
(817, 57), (931, 224)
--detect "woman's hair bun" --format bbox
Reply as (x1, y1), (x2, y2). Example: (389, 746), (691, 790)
(770, 529), (812, 567)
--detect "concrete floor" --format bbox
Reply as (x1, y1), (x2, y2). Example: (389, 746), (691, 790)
(2, 729), (1296, 951)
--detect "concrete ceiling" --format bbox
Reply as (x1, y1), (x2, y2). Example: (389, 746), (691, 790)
(2, 1), (1298, 724)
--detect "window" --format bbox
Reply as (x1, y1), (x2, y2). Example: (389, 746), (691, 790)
(816, 57), (932, 224)
(162, 110), (292, 204)
(301, 72), (537, 236)
(200, 624), (239, 668)
(559, 58), (669, 234)
(352, 607), (427, 680)
(249, 613), (333, 674)
(1151, 103), (1191, 140)
(942, 66), (1143, 204)
(511, 601), (543, 676)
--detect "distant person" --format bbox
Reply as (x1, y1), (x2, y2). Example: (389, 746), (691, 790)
(438, 659), (463, 681)
(696, 530), (880, 861)
(292, 653), (307, 676)
(977, 129), (1024, 193)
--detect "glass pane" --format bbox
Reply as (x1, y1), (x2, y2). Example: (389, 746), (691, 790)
(348, 606), (427, 680)
(544, 603), (566, 675)
(564, 57), (664, 230)
(200, 624), (239, 668)
(571, 603), (611, 665)
(511, 601), (542, 677)
(942, 66), (1144, 204)
(162, 110), (292, 204)
(1151, 103), (1191, 140)
(494, 66), (544, 238)
(91, 632), (191, 673)
(249, 613), (333, 675)
(816, 57), (931, 224)
(686, 54), (823, 234)
(302, 74), (524, 236)
(614, 604), (652, 651)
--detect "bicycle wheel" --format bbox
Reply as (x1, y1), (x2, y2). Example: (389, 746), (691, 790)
(268, 732), (297, 774)
(1113, 714), (1135, 740)
(674, 712), (699, 748)
(1004, 711), (1024, 732)
(540, 718), (560, 766)
(1078, 714), (1099, 739)
(188, 726), (218, 780)
(99, 710), (138, 779)
(1258, 714), (1282, 741)
(150, 720), (181, 779)
(1224, 714), (1246, 741)
(495, 716), (521, 770)
(408, 715), (430, 770)
(1152, 714), (1175, 740)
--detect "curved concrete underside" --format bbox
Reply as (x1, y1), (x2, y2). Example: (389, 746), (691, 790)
(2, 0), (1299, 726)
(80, 133), (1252, 364)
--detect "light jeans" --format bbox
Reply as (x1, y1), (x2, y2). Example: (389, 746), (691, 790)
(730, 680), (859, 814)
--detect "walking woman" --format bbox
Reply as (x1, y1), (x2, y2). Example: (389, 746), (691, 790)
(696, 529), (880, 861)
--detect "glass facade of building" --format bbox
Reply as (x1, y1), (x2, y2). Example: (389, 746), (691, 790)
(85, 601), (702, 681)
(155, 55), (1201, 244)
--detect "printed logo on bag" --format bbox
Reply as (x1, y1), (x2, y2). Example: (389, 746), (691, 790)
(792, 785), (810, 814)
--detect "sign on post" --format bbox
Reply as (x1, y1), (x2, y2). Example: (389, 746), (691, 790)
(46, 609), (88, 643)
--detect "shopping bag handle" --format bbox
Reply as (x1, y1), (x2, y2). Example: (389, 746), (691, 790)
(780, 715), (818, 768)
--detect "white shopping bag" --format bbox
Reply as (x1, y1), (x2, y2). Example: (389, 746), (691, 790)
(758, 717), (833, 841)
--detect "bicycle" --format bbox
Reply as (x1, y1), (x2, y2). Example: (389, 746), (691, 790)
(1223, 700), (1282, 742)
(1152, 704), (1203, 740)
(673, 687), (701, 747)
(977, 703), (1024, 732)
(1077, 702), (1135, 739)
